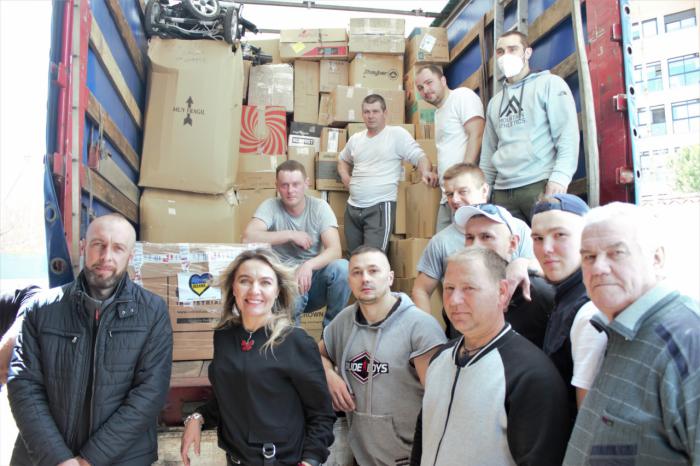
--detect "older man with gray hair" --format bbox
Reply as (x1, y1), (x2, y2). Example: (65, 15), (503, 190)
(564, 202), (700, 465)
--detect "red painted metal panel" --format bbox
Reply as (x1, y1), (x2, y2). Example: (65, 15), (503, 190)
(584, 0), (635, 203)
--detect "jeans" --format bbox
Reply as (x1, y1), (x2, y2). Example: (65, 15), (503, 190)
(294, 259), (351, 327)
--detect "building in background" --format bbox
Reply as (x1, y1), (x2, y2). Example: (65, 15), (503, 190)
(630, 1), (699, 196)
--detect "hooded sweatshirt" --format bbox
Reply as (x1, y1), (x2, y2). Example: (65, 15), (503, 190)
(479, 70), (579, 190)
(322, 293), (446, 466)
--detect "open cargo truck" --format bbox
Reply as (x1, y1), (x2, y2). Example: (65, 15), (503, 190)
(42, 0), (640, 460)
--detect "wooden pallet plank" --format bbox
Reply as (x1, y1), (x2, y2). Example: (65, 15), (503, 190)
(91, 151), (141, 205)
(528, 0), (572, 46)
(551, 52), (578, 79)
(87, 92), (140, 171)
(80, 167), (139, 223)
(105, 0), (146, 81)
(89, 18), (143, 128)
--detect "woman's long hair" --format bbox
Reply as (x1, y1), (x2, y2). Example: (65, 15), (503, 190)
(216, 248), (298, 351)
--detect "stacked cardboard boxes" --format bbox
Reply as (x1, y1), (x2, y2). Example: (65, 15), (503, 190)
(348, 18), (406, 55)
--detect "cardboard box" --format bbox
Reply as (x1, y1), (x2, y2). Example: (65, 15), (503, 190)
(245, 38), (281, 64)
(349, 18), (405, 35)
(235, 154), (287, 189)
(327, 191), (349, 223)
(140, 38), (243, 194)
(407, 99), (436, 126)
(240, 106), (287, 155)
(316, 152), (347, 191)
(173, 332), (214, 361)
(320, 60), (349, 92)
(405, 182), (441, 238)
(395, 181), (409, 234)
(248, 64), (294, 112)
(417, 139), (437, 165)
(346, 123), (414, 138)
(348, 35), (405, 55)
(139, 188), (241, 243)
(236, 188), (277, 228)
(279, 28), (348, 61)
(294, 60), (320, 123)
(349, 54), (403, 91)
(288, 146), (317, 187)
(300, 309), (326, 341)
(321, 127), (347, 152)
(329, 86), (404, 125)
(392, 277), (444, 327)
(405, 27), (449, 68)
(318, 93), (332, 126)
(288, 122), (322, 152)
(415, 123), (435, 139)
(389, 238), (430, 278)
(142, 276), (219, 333)
(338, 225), (349, 256)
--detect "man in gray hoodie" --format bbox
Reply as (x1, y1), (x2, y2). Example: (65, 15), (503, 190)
(480, 31), (579, 223)
(319, 246), (446, 466)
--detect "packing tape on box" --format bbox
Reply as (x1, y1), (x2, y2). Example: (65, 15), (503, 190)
(420, 34), (436, 53)
(179, 244), (191, 272)
(348, 110), (355, 120)
(132, 243), (144, 284)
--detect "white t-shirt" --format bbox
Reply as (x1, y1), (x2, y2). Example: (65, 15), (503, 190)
(435, 87), (485, 203)
(570, 301), (608, 389)
(339, 126), (424, 208)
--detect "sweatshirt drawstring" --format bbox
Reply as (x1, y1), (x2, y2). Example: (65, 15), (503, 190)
(365, 327), (383, 416)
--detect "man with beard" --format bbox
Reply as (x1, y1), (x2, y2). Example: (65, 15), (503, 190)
(319, 246), (445, 466)
(8, 214), (173, 466)
(414, 65), (485, 231)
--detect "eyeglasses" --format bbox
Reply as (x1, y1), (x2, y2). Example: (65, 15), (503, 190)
(475, 203), (513, 234)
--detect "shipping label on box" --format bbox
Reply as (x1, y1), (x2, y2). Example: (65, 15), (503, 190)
(288, 146), (317, 188)
(406, 27), (449, 68)
(289, 122), (322, 151)
(235, 154), (287, 189)
(240, 106), (287, 155)
(350, 54), (403, 91)
(321, 127), (347, 152)
(348, 35), (405, 55)
(320, 60), (349, 92)
(316, 152), (347, 191)
(330, 86), (404, 125)
(406, 183), (442, 238)
(294, 61), (320, 123)
(248, 64), (294, 111)
(349, 18), (405, 35)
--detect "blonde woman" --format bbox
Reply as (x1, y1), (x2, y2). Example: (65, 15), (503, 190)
(180, 249), (335, 466)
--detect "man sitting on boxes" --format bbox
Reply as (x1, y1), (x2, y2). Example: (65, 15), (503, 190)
(337, 94), (438, 254)
(243, 159), (351, 326)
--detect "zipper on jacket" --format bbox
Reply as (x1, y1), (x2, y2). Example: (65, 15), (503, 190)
(66, 297), (91, 448)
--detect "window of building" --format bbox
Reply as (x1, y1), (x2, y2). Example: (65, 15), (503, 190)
(645, 61), (663, 91)
(633, 64), (643, 84)
(671, 99), (700, 134)
(642, 18), (658, 37)
(664, 9), (697, 32)
(668, 53), (700, 87)
(639, 106), (667, 136)
(632, 22), (641, 40)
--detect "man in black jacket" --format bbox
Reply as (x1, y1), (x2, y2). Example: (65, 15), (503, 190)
(8, 214), (173, 466)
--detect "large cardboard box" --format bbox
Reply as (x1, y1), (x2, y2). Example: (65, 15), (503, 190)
(288, 146), (317, 188)
(139, 188), (241, 243)
(405, 27), (449, 68)
(349, 18), (405, 35)
(417, 139), (437, 166)
(279, 28), (348, 61)
(407, 99), (436, 126)
(395, 181), (409, 234)
(235, 154), (287, 190)
(140, 38), (243, 194)
(329, 86), (404, 125)
(288, 122), (322, 152)
(346, 123), (414, 138)
(392, 278), (444, 327)
(240, 106), (287, 155)
(248, 64), (294, 112)
(320, 60), (349, 92)
(349, 54), (403, 91)
(318, 93), (332, 126)
(316, 152), (347, 191)
(405, 182), (441, 238)
(415, 123), (435, 139)
(327, 191), (349, 223)
(389, 238), (430, 278)
(321, 128), (347, 152)
(245, 38), (281, 64)
(294, 61), (320, 123)
(348, 35), (405, 55)
(236, 188), (277, 227)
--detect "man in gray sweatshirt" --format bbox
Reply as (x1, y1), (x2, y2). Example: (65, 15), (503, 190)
(480, 31), (579, 223)
(319, 246), (446, 466)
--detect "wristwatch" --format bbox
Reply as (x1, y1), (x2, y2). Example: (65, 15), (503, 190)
(183, 412), (204, 427)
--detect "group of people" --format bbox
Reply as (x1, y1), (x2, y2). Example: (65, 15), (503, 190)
(0, 29), (698, 466)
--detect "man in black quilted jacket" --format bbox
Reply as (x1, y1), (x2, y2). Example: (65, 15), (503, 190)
(8, 213), (173, 466)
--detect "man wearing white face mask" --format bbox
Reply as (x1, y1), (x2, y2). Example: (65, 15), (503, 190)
(480, 31), (579, 224)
